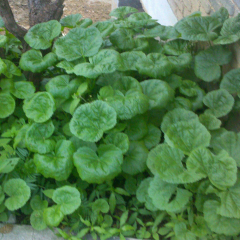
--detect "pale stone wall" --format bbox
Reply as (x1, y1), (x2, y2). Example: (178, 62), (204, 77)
(167, 0), (240, 19)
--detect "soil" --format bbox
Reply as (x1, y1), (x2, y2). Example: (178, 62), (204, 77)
(8, 0), (112, 29)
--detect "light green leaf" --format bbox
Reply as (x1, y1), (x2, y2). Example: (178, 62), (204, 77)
(104, 132), (129, 154)
(127, 12), (157, 28)
(25, 121), (55, 154)
(55, 27), (103, 61)
(43, 206), (64, 227)
(136, 53), (173, 78)
(73, 144), (123, 184)
(30, 210), (47, 230)
(207, 150), (237, 190)
(92, 199), (109, 213)
(70, 100), (117, 142)
(60, 14), (82, 28)
(23, 92), (55, 123)
(110, 28), (135, 50)
(4, 179), (31, 211)
(94, 21), (115, 38)
(194, 46), (232, 82)
(34, 140), (75, 181)
(163, 39), (189, 56)
(213, 14), (240, 44)
(165, 120), (211, 154)
(109, 6), (138, 19)
(46, 75), (81, 100)
(0, 157), (20, 173)
(74, 49), (122, 78)
(141, 79), (174, 109)
(210, 130), (240, 166)
(149, 175), (192, 212)
(204, 200), (240, 236)
(103, 88), (149, 120)
(122, 141), (148, 175)
(0, 93), (15, 118)
(179, 80), (198, 97)
(199, 113), (221, 130)
(119, 51), (146, 71)
(20, 50), (58, 73)
(147, 144), (203, 183)
(143, 124), (161, 150)
(2, 59), (21, 78)
(161, 108), (198, 133)
(203, 89), (234, 118)
(24, 20), (61, 49)
(11, 81), (35, 99)
(30, 195), (48, 211)
(220, 68), (240, 95)
(136, 178), (157, 212)
(175, 16), (221, 41)
(53, 186), (81, 215)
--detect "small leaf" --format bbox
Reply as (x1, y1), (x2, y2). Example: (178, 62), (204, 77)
(30, 210), (47, 230)
(92, 199), (109, 213)
(60, 14), (82, 28)
(11, 81), (35, 99)
(0, 93), (15, 119)
(24, 20), (61, 50)
(109, 6), (138, 19)
(4, 179), (31, 211)
(203, 89), (234, 118)
(43, 206), (64, 227)
(52, 186), (81, 215)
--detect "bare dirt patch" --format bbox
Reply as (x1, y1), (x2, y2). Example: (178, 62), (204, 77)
(8, 0), (112, 29)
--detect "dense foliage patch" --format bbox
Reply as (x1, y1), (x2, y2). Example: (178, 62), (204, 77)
(0, 6), (240, 240)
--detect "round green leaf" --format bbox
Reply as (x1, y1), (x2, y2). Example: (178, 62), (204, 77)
(148, 175), (192, 212)
(110, 29), (135, 50)
(175, 16), (220, 41)
(179, 80), (198, 97)
(194, 46), (232, 82)
(30, 210), (47, 230)
(104, 132), (129, 154)
(92, 199), (109, 213)
(34, 140), (75, 181)
(11, 81), (35, 99)
(122, 141), (148, 175)
(23, 92), (55, 123)
(25, 121), (55, 154)
(52, 186), (81, 215)
(203, 89), (234, 118)
(141, 79), (174, 109)
(43, 206), (64, 227)
(161, 108), (198, 134)
(73, 144), (123, 184)
(55, 27), (103, 61)
(109, 6), (138, 19)
(0, 93), (15, 118)
(204, 200), (240, 236)
(4, 179), (31, 211)
(220, 68), (240, 95)
(60, 14), (82, 28)
(24, 20), (61, 50)
(199, 113), (221, 130)
(165, 120), (211, 155)
(147, 144), (203, 183)
(0, 157), (20, 173)
(30, 195), (48, 211)
(20, 50), (58, 73)
(70, 100), (117, 142)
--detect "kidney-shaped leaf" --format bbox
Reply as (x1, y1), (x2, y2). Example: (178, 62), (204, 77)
(20, 50), (58, 73)
(4, 179), (31, 211)
(70, 100), (117, 142)
(73, 144), (123, 184)
(55, 27), (103, 61)
(60, 14), (82, 28)
(148, 175), (192, 212)
(34, 140), (75, 181)
(25, 121), (55, 154)
(23, 92), (55, 123)
(141, 80), (174, 110)
(194, 46), (232, 82)
(203, 89), (234, 118)
(11, 81), (35, 99)
(53, 186), (81, 215)
(24, 20), (61, 50)
(43, 206), (64, 227)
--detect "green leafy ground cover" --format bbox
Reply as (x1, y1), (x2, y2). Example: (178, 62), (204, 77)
(0, 6), (240, 240)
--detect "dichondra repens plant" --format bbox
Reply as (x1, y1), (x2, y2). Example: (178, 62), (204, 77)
(0, 6), (240, 240)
